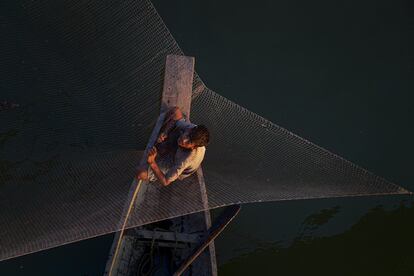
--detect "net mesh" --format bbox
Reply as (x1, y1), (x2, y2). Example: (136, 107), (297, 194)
(0, 0), (410, 261)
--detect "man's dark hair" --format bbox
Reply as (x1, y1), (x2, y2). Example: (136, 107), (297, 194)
(189, 125), (210, 147)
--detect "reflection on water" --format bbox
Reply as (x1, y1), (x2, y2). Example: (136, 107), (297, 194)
(0, 129), (18, 148)
(295, 205), (340, 242)
(220, 203), (414, 276)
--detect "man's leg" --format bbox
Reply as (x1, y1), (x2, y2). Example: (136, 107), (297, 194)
(136, 154), (174, 183)
(157, 127), (180, 156)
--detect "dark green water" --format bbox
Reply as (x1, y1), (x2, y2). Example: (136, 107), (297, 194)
(1, 0), (413, 275)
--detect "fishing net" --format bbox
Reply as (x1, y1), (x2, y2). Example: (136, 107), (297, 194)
(0, 0), (410, 262)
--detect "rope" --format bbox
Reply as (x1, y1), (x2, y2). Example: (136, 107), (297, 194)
(137, 235), (157, 276)
(136, 227), (171, 276)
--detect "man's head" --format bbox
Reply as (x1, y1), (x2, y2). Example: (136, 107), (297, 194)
(178, 125), (210, 150)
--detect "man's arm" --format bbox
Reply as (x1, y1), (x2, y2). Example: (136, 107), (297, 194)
(149, 161), (171, 186)
(147, 147), (172, 186)
(147, 146), (188, 186)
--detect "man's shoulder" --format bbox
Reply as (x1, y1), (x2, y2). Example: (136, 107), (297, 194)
(190, 146), (205, 157)
(176, 146), (205, 164)
(196, 146), (206, 155)
(192, 146), (206, 163)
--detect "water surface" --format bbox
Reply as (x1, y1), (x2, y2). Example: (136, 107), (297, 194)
(1, 0), (413, 275)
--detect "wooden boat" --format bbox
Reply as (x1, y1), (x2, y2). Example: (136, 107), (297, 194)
(104, 55), (239, 276)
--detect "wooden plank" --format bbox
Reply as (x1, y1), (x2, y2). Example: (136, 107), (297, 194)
(161, 55), (217, 276)
(197, 167), (218, 275)
(161, 55), (195, 115)
(134, 241), (188, 249)
(132, 229), (203, 243)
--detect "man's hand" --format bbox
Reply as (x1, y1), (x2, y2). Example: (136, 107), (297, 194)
(147, 146), (157, 164)
(157, 132), (167, 144)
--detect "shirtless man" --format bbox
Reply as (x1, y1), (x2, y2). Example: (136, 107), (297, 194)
(136, 107), (209, 186)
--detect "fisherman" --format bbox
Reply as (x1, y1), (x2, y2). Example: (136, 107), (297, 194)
(135, 106), (210, 186)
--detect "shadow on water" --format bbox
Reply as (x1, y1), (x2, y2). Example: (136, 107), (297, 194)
(0, 129), (18, 148)
(295, 205), (341, 241)
(220, 203), (414, 276)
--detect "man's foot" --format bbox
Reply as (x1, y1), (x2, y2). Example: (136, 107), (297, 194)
(165, 106), (183, 121)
